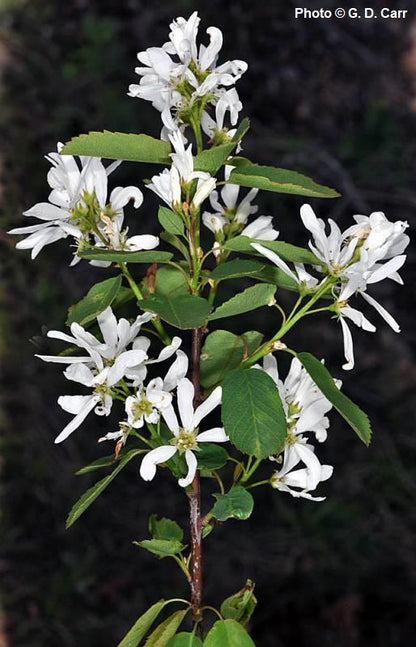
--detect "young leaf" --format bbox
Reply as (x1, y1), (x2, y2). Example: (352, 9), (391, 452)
(211, 487), (254, 522)
(61, 131), (171, 164)
(193, 117), (250, 175)
(66, 449), (144, 528)
(228, 164), (340, 198)
(197, 443), (229, 470)
(208, 259), (266, 281)
(149, 515), (184, 542)
(135, 539), (187, 557)
(167, 633), (202, 647)
(203, 619), (256, 647)
(225, 236), (320, 265)
(297, 352), (372, 445)
(222, 368), (287, 458)
(160, 232), (190, 261)
(117, 600), (166, 647)
(208, 284), (276, 321)
(158, 207), (185, 236)
(200, 330), (263, 389)
(79, 249), (173, 263)
(144, 610), (188, 647)
(220, 580), (257, 628)
(67, 275), (122, 326)
(75, 454), (116, 475)
(138, 294), (211, 329)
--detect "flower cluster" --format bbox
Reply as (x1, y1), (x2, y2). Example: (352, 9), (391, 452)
(9, 144), (159, 264)
(128, 11), (247, 141)
(260, 354), (336, 501)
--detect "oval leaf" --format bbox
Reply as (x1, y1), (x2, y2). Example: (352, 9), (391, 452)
(167, 633), (202, 647)
(297, 352), (372, 445)
(222, 369), (287, 458)
(203, 619), (256, 647)
(228, 164), (340, 198)
(197, 443), (229, 471)
(62, 131), (171, 164)
(145, 610), (188, 647)
(79, 249), (173, 263)
(67, 275), (122, 326)
(117, 600), (166, 647)
(208, 259), (266, 281)
(209, 284), (276, 322)
(135, 539), (186, 557)
(138, 294), (211, 329)
(149, 515), (184, 542)
(200, 330), (263, 389)
(158, 207), (185, 236)
(211, 486), (254, 522)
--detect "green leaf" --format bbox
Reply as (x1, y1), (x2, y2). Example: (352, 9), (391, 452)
(228, 164), (340, 198)
(145, 610), (188, 647)
(117, 600), (166, 647)
(297, 352), (372, 445)
(154, 266), (189, 298)
(62, 131), (171, 164)
(138, 294), (211, 329)
(158, 207), (185, 236)
(66, 449), (144, 528)
(225, 236), (320, 265)
(193, 118), (250, 175)
(220, 580), (257, 628)
(75, 454), (116, 475)
(222, 368), (287, 458)
(135, 539), (186, 557)
(149, 515), (184, 542)
(200, 330), (263, 389)
(160, 232), (190, 260)
(209, 284), (276, 321)
(167, 633), (202, 647)
(208, 259), (266, 281)
(79, 249), (173, 263)
(203, 619), (256, 647)
(211, 486), (254, 522)
(250, 265), (298, 292)
(66, 275), (122, 326)
(197, 443), (229, 470)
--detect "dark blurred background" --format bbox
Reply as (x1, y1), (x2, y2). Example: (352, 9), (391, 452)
(1, 1), (416, 645)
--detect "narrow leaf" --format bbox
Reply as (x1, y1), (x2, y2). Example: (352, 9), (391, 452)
(225, 236), (320, 265)
(158, 207), (185, 236)
(228, 164), (340, 198)
(135, 539), (186, 557)
(62, 131), (171, 164)
(117, 600), (166, 647)
(138, 294), (211, 329)
(145, 610), (188, 647)
(208, 259), (266, 281)
(76, 454), (116, 475)
(222, 369), (287, 458)
(67, 276), (122, 326)
(211, 487), (254, 522)
(203, 619), (256, 647)
(297, 352), (372, 445)
(200, 330), (263, 389)
(66, 449), (144, 528)
(79, 249), (173, 263)
(209, 284), (276, 321)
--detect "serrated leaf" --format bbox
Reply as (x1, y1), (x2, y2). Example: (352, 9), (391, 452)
(138, 294), (211, 329)
(225, 236), (320, 265)
(66, 449), (144, 528)
(211, 486), (254, 522)
(200, 330), (263, 389)
(208, 259), (266, 281)
(222, 369), (287, 458)
(167, 633), (202, 647)
(158, 207), (185, 236)
(79, 249), (173, 263)
(149, 515), (184, 542)
(117, 600), (166, 647)
(62, 131), (171, 164)
(297, 352), (372, 445)
(209, 284), (276, 321)
(145, 610), (188, 647)
(135, 539), (187, 557)
(203, 619), (256, 647)
(197, 443), (229, 470)
(193, 118), (250, 175)
(67, 276), (122, 326)
(228, 164), (340, 198)
(76, 454), (116, 475)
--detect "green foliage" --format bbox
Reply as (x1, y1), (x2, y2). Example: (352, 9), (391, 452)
(160, 232), (190, 260)
(61, 131), (171, 164)
(193, 118), (250, 175)
(220, 580), (257, 627)
(66, 449), (144, 528)
(208, 284), (276, 321)
(297, 352), (372, 445)
(75, 454), (116, 475)
(79, 249), (173, 263)
(222, 369), (287, 458)
(117, 600), (166, 647)
(211, 487), (254, 522)
(158, 207), (185, 236)
(208, 259), (266, 281)
(225, 236), (320, 265)
(203, 619), (256, 646)
(200, 330), (263, 389)
(167, 633), (202, 647)
(135, 539), (187, 557)
(146, 265), (189, 299)
(197, 443), (229, 470)
(149, 515), (184, 543)
(228, 163), (340, 198)
(144, 610), (188, 646)
(138, 294), (211, 329)
(66, 275), (122, 326)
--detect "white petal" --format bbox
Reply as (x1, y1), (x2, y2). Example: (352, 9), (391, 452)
(193, 385), (222, 429)
(161, 403), (180, 435)
(55, 394), (99, 443)
(106, 349), (148, 386)
(178, 450), (198, 487)
(97, 307), (118, 350)
(163, 350), (189, 391)
(196, 427), (228, 443)
(251, 243), (299, 283)
(139, 445), (177, 481)
(63, 363), (95, 386)
(110, 186), (143, 210)
(177, 378), (195, 430)
(127, 235), (159, 250)
(35, 354), (92, 364)
(340, 317), (354, 371)
(367, 255), (406, 284)
(360, 292), (401, 333)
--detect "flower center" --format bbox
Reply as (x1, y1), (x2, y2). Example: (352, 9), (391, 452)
(285, 430), (297, 446)
(172, 428), (198, 453)
(132, 397), (153, 420)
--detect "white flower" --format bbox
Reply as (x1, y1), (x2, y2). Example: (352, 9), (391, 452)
(241, 216), (279, 241)
(252, 242), (320, 292)
(343, 211), (409, 268)
(271, 449), (333, 501)
(9, 143), (151, 262)
(139, 377), (228, 487)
